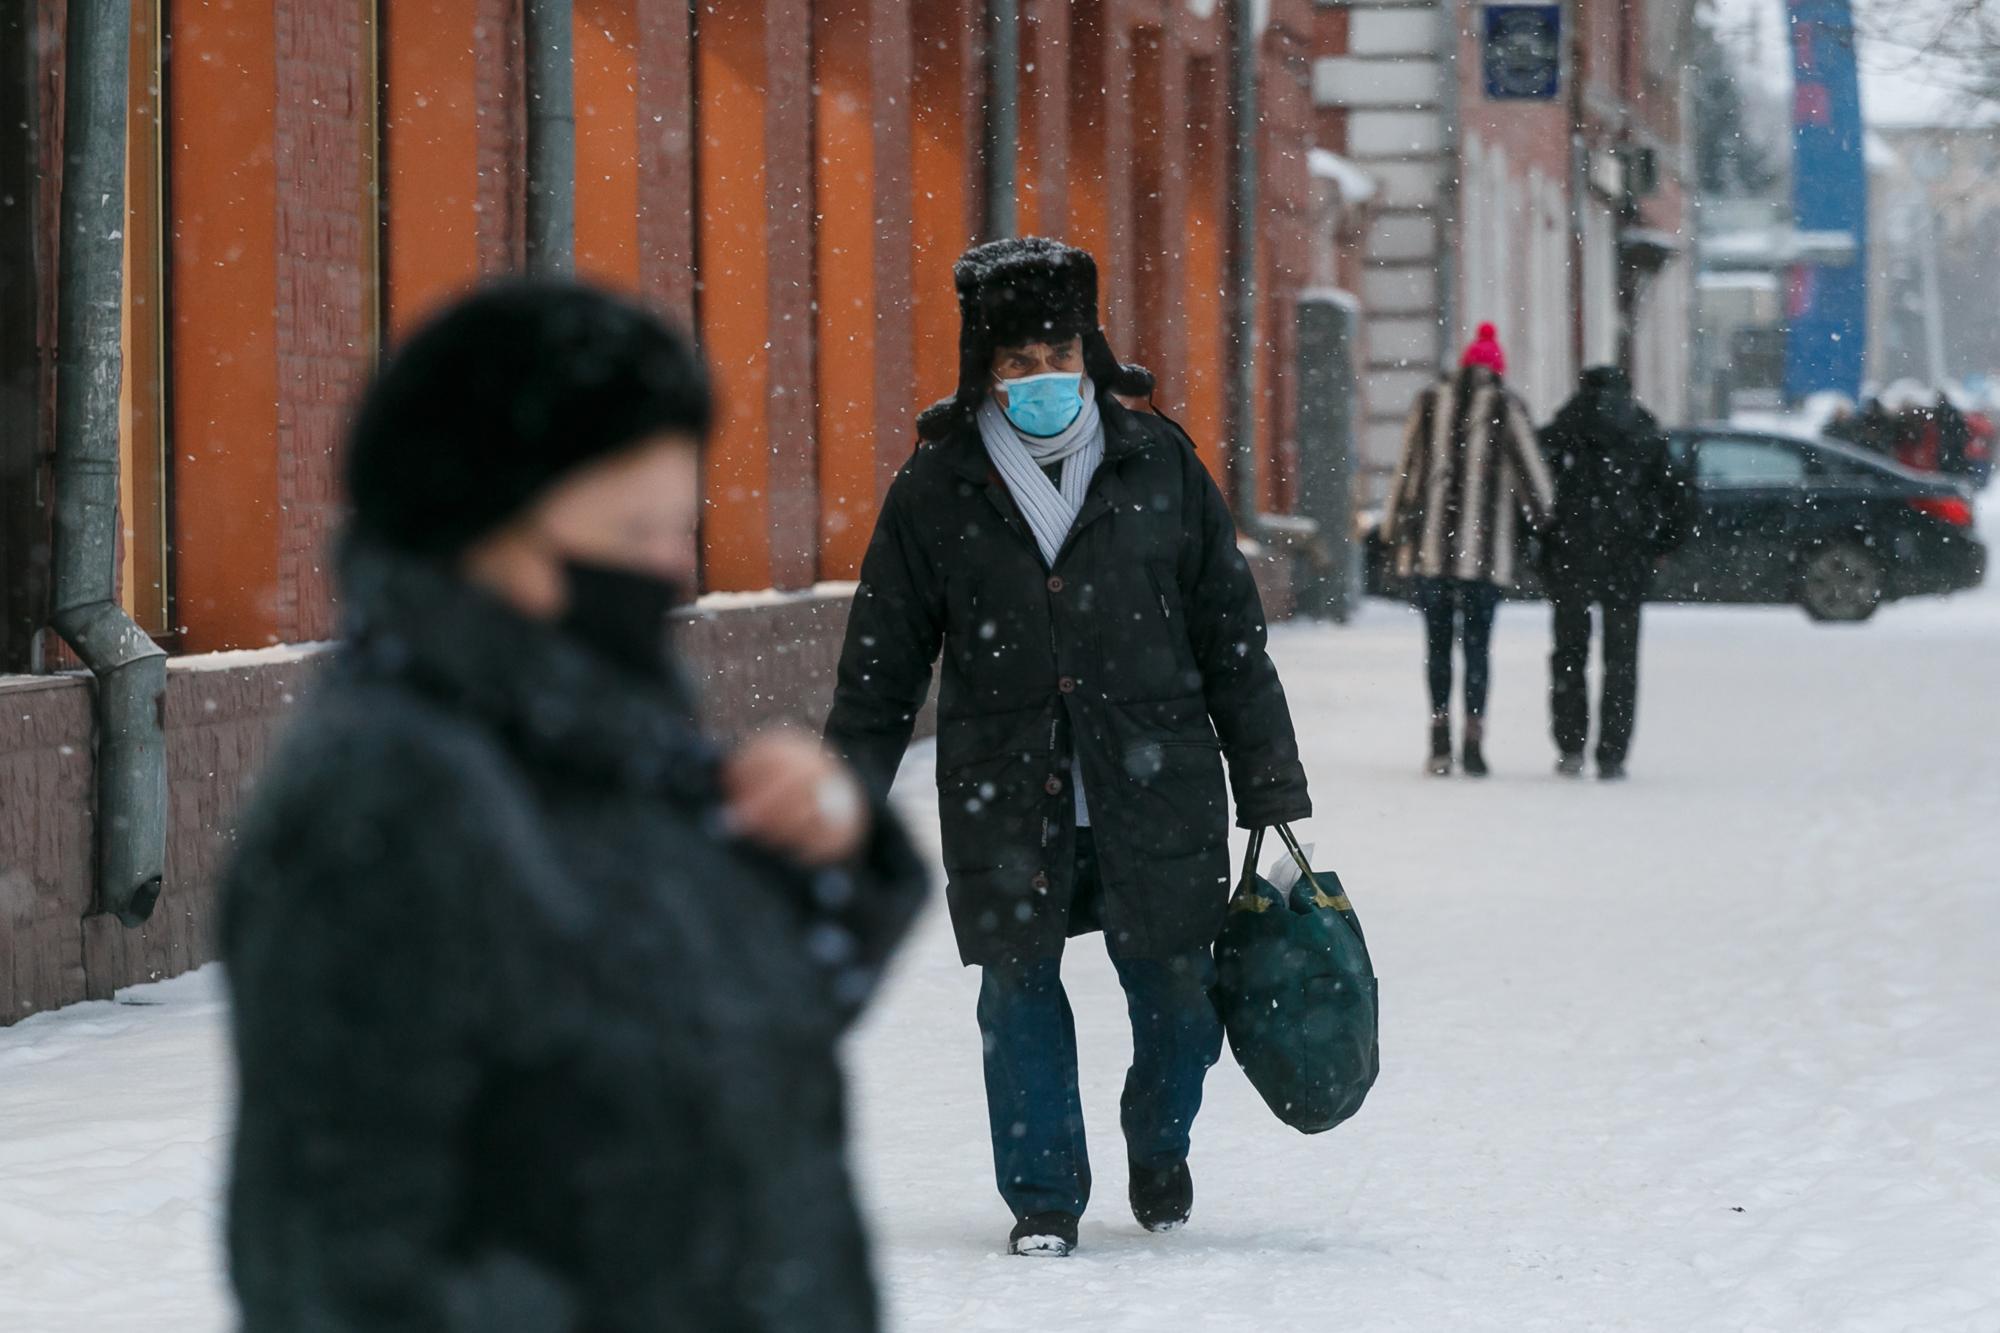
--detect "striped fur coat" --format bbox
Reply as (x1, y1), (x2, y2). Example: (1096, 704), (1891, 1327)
(1382, 367), (1557, 589)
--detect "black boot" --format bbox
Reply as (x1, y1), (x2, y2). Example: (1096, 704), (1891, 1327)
(1009, 1211), (1079, 1258)
(1427, 713), (1452, 777)
(1129, 1160), (1193, 1233)
(1461, 717), (1489, 778)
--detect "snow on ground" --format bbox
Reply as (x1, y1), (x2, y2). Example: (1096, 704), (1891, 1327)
(5, 560), (2000, 1331)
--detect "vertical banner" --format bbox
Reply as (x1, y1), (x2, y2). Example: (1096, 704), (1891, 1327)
(1786, 0), (1868, 400)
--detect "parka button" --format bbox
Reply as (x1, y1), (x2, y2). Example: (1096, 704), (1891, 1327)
(1043, 775), (1063, 795)
(1046, 575), (1064, 593)
(1031, 871), (1050, 891)
(1057, 676), (1076, 694)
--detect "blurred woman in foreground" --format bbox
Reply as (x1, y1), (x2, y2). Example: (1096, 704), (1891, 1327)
(221, 282), (926, 1332)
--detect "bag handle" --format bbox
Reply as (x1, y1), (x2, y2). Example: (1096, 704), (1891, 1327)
(1240, 823), (1368, 945)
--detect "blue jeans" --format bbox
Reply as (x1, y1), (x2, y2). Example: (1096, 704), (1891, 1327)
(1416, 577), (1502, 717)
(975, 832), (1225, 1220)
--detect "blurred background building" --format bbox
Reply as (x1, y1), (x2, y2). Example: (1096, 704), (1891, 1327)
(1, 0), (1703, 1021)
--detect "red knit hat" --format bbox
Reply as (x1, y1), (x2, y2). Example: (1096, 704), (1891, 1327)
(1460, 322), (1506, 375)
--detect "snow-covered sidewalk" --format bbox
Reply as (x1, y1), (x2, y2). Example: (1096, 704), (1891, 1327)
(5, 578), (1999, 1331)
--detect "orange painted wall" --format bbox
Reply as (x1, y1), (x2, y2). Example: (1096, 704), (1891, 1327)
(910, 0), (973, 409)
(695, 2), (773, 591)
(382, 0), (482, 338)
(814, 0), (879, 578)
(574, 0), (639, 289)
(167, 0), (280, 652)
(1064, 0), (1108, 306)
(1181, 54), (1228, 482)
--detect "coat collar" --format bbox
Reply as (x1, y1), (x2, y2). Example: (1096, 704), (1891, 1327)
(337, 541), (722, 803)
(928, 395), (1157, 570)
(932, 392), (1157, 485)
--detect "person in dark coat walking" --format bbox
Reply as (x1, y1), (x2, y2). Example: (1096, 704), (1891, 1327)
(221, 282), (927, 1333)
(824, 238), (1311, 1259)
(1539, 365), (1692, 780)
(1382, 323), (1557, 777)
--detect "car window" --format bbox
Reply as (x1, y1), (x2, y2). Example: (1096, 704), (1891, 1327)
(1804, 449), (1880, 484)
(1696, 437), (1807, 488)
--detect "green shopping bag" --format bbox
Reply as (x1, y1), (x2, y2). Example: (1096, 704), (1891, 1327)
(1214, 825), (1379, 1134)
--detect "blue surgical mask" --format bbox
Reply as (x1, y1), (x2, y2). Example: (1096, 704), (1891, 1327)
(998, 371), (1085, 437)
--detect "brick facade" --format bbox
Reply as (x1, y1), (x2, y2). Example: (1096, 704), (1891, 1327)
(4, 0), (1334, 1023)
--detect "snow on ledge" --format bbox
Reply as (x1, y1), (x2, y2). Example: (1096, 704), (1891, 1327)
(168, 642), (335, 673)
(684, 581), (859, 616)
(1308, 148), (1378, 205)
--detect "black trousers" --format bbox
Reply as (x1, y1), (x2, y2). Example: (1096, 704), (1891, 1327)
(1550, 591), (1643, 764)
(1415, 578), (1501, 717)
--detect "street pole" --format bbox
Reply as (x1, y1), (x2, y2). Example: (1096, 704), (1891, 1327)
(524, 0), (575, 275)
(983, 0), (1020, 241)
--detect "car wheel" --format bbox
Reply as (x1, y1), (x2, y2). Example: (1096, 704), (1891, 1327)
(1799, 544), (1884, 622)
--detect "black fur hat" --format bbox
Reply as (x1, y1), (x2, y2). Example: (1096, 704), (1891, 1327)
(345, 280), (712, 558)
(916, 237), (1155, 441)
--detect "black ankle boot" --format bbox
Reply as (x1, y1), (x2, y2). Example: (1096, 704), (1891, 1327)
(1130, 1160), (1193, 1232)
(1461, 718), (1488, 778)
(1427, 715), (1452, 776)
(1009, 1211), (1079, 1257)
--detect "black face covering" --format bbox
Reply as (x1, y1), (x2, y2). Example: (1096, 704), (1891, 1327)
(558, 560), (686, 680)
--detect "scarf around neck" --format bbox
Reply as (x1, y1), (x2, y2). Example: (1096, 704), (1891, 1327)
(975, 379), (1105, 568)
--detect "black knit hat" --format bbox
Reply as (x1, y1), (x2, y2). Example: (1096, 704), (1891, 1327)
(345, 280), (713, 558)
(916, 237), (1155, 441)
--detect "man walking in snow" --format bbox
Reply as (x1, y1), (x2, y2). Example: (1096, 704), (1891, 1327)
(1539, 365), (1691, 779)
(825, 238), (1311, 1258)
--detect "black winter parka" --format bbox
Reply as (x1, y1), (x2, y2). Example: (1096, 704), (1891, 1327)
(824, 397), (1310, 968)
(222, 547), (926, 1333)
(1539, 372), (1694, 601)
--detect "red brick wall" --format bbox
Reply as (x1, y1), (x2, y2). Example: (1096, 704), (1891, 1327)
(273, 0), (378, 645)
(0, 535), (1297, 1027)
(0, 677), (93, 1021)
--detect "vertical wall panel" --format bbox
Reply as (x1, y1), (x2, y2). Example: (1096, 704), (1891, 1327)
(695, 2), (773, 590)
(814, 0), (914, 580)
(1181, 51), (1228, 482)
(1063, 0), (1106, 308)
(382, 0), (481, 335)
(636, 0), (695, 322)
(764, 0), (817, 589)
(1016, 0), (1068, 237)
(574, 0), (639, 288)
(167, 0), (281, 651)
(272, 0), (376, 645)
(910, 0), (976, 409)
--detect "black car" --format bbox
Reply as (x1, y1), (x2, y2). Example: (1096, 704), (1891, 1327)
(1365, 426), (1985, 621)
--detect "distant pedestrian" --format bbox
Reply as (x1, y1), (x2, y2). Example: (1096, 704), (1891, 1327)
(1382, 322), (1556, 776)
(222, 282), (927, 1333)
(1539, 366), (1691, 780)
(825, 237), (1312, 1258)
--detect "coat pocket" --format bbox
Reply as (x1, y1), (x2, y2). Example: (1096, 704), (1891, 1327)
(935, 714), (1057, 878)
(1105, 710), (1228, 862)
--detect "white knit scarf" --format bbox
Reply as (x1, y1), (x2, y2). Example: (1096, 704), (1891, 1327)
(975, 380), (1105, 569)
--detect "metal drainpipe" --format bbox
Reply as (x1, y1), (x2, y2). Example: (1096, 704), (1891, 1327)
(1226, 0), (1261, 524)
(983, 0), (1019, 241)
(524, 0), (576, 275)
(1436, 0), (1462, 364)
(52, 0), (166, 926)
